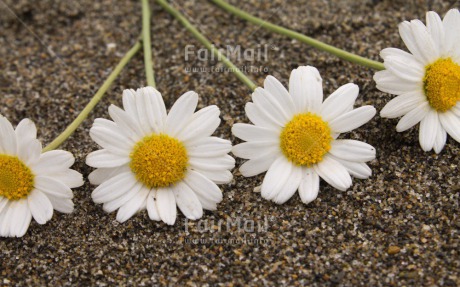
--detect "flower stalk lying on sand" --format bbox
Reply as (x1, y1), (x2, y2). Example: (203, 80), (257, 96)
(209, 0), (385, 70)
(374, 9), (460, 153)
(232, 66), (376, 205)
(142, 0), (156, 88)
(86, 87), (234, 224)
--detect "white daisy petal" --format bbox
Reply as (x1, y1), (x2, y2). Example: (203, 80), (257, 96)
(419, 109), (439, 151)
(122, 89), (138, 120)
(264, 75), (295, 115)
(10, 200), (32, 237)
(173, 182), (203, 220)
(273, 164), (302, 204)
(146, 190), (161, 221)
(192, 169), (233, 184)
(398, 21), (427, 63)
(108, 105), (144, 141)
(239, 149), (280, 177)
(320, 83), (359, 122)
(91, 172), (137, 203)
(329, 140), (376, 162)
(439, 110), (460, 142)
(47, 196), (74, 214)
(0, 203), (12, 237)
(396, 102), (430, 132)
(231, 123), (279, 142)
(189, 155), (235, 171)
(178, 105), (221, 142)
(103, 182), (143, 213)
(373, 70), (422, 94)
(252, 87), (290, 124)
(92, 118), (135, 145)
(261, 156), (293, 200)
(15, 119), (42, 165)
(134, 88), (155, 134)
(28, 189), (53, 225)
(433, 123), (447, 154)
(89, 126), (132, 156)
(86, 149), (130, 168)
(426, 11), (444, 54)
(156, 188), (177, 225)
(116, 184), (149, 223)
(88, 165), (130, 185)
(52, 169), (84, 188)
(409, 19), (439, 62)
(298, 168), (320, 204)
(146, 87), (168, 131)
(245, 102), (281, 129)
(165, 91), (198, 137)
(0, 115), (18, 154)
(383, 55), (425, 82)
(32, 150), (75, 175)
(35, 176), (73, 199)
(380, 91), (426, 119)
(0, 197), (8, 214)
(329, 106), (376, 133)
(442, 9), (460, 56)
(15, 118), (37, 139)
(186, 137), (232, 158)
(314, 155), (352, 191)
(184, 170), (223, 206)
(289, 66), (323, 113)
(232, 142), (278, 160)
(333, 158), (372, 179)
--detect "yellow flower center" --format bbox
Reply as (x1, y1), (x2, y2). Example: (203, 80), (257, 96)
(280, 113), (332, 166)
(130, 134), (188, 188)
(424, 58), (460, 112)
(0, 155), (35, 200)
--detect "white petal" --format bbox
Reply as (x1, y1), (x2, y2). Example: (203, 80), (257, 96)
(329, 106), (376, 133)
(28, 189), (53, 225)
(15, 119), (41, 165)
(47, 196), (74, 214)
(178, 105), (221, 142)
(122, 89), (138, 116)
(165, 91), (198, 137)
(0, 197), (8, 214)
(184, 170), (223, 208)
(91, 172), (137, 203)
(329, 140), (376, 162)
(0, 202), (12, 237)
(102, 182), (143, 213)
(9, 200), (31, 237)
(442, 9), (460, 56)
(232, 141), (278, 160)
(419, 109), (439, 151)
(86, 149), (130, 168)
(186, 136), (232, 158)
(116, 184), (149, 223)
(239, 149), (280, 177)
(52, 169), (84, 188)
(35, 176), (73, 199)
(398, 21), (428, 63)
(108, 105), (143, 141)
(314, 155), (352, 191)
(380, 91), (426, 119)
(409, 19), (439, 62)
(32, 150), (75, 175)
(383, 55), (425, 82)
(374, 70), (422, 94)
(252, 87), (289, 124)
(92, 118), (135, 145)
(0, 115), (17, 155)
(146, 190), (161, 221)
(15, 118), (37, 139)
(189, 154), (235, 171)
(333, 158), (372, 179)
(231, 123), (278, 142)
(141, 87), (167, 132)
(289, 66), (323, 113)
(273, 165), (302, 204)
(298, 168), (320, 204)
(173, 182), (203, 220)
(433, 123), (447, 154)
(439, 110), (460, 142)
(245, 102), (281, 129)
(261, 156), (293, 200)
(193, 169), (233, 184)
(133, 88), (156, 134)
(156, 188), (177, 225)
(89, 126), (133, 156)
(426, 11), (445, 54)
(264, 75), (295, 115)
(396, 102), (430, 132)
(88, 165), (130, 186)
(320, 83), (359, 122)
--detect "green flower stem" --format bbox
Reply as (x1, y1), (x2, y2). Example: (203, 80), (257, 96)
(142, 0), (156, 87)
(210, 0), (385, 71)
(42, 40), (142, 152)
(156, 0), (258, 91)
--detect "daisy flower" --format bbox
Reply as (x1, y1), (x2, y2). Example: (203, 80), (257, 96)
(232, 66), (376, 205)
(374, 9), (460, 153)
(0, 115), (83, 237)
(86, 87), (234, 225)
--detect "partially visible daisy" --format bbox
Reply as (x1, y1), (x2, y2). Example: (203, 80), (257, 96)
(86, 87), (234, 225)
(0, 115), (83, 237)
(374, 9), (460, 153)
(232, 66), (376, 205)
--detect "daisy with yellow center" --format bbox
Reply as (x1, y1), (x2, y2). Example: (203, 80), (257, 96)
(86, 87), (234, 224)
(232, 66), (376, 204)
(374, 9), (460, 153)
(0, 115), (83, 237)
